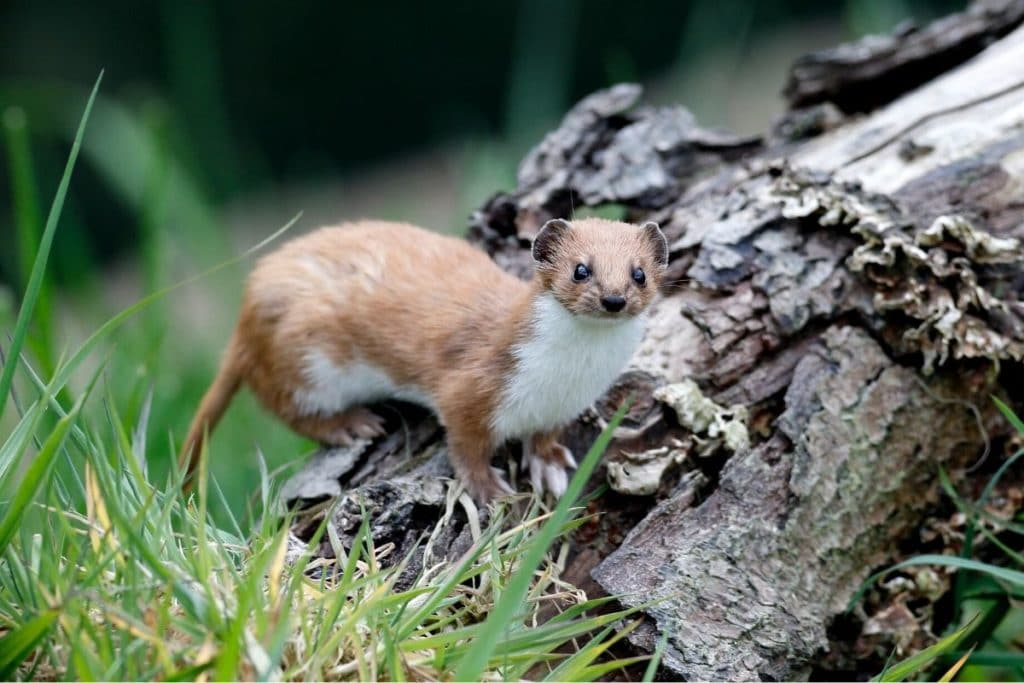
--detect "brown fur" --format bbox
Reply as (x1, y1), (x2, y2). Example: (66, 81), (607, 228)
(180, 218), (667, 501)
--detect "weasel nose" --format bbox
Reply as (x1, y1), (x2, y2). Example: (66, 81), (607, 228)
(601, 295), (626, 313)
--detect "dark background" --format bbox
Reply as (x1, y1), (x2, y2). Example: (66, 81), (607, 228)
(1, 0), (960, 286)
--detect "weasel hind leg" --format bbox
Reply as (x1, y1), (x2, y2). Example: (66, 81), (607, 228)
(288, 407), (387, 447)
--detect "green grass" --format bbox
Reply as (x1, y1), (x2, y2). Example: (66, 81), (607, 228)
(0, 77), (300, 527)
(0, 81), (659, 681)
(0, 335), (652, 679)
(0, 401), (650, 681)
(858, 397), (1024, 681)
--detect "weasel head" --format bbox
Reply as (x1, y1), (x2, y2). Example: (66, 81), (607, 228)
(531, 217), (668, 322)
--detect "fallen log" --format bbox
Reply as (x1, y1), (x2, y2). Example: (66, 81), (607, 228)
(284, 4), (1024, 679)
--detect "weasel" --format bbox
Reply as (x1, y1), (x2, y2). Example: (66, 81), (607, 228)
(179, 217), (667, 502)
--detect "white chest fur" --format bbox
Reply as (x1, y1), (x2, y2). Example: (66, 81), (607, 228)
(491, 293), (644, 442)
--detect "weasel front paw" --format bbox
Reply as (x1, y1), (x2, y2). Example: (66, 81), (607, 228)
(462, 466), (515, 504)
(524, 442), (577, 498)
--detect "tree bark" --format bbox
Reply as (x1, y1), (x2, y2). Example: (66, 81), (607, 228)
(285, 4), (1024, 679)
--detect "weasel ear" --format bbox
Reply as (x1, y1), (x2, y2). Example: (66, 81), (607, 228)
(533, 219), (572, 264)
(642, 221), (669, 267)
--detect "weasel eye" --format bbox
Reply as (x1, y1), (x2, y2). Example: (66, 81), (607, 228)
(573, 263), (591, 282)
(632, 267), (647, 286)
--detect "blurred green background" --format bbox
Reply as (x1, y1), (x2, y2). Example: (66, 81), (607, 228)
(1, 0), (962, 524)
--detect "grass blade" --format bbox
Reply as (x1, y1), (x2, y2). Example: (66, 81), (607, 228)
(873, 615), (977, 682)
(40, 214), (300, 408)
(992, 396), (1024, 435)
(0, 396), (85, 556)
(852, 551), (1024, 613)
(542, 618), (641, 681)
(938, 646), (975, 683)
(0, 72), (101, 424)
(0, 609), (58, 679)
(950, 650), (1024, 667)
(0, 398), (46, 481)
(642, 630), (669, 682)
(3, 105), (55, 374)
(885, 555), (1024, 589)
(3, 107), (44, 291)
(453, 399), (631, 681)
(573, 656), (653, 681)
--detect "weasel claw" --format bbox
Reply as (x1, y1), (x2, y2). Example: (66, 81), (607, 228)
(554, 444), (577, 469)
(524, 446), (573, 499)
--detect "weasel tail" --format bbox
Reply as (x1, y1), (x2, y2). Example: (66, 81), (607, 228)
(179, 334), (243, 487)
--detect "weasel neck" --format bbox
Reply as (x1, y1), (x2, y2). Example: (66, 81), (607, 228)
(492, 290), (645, 442)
